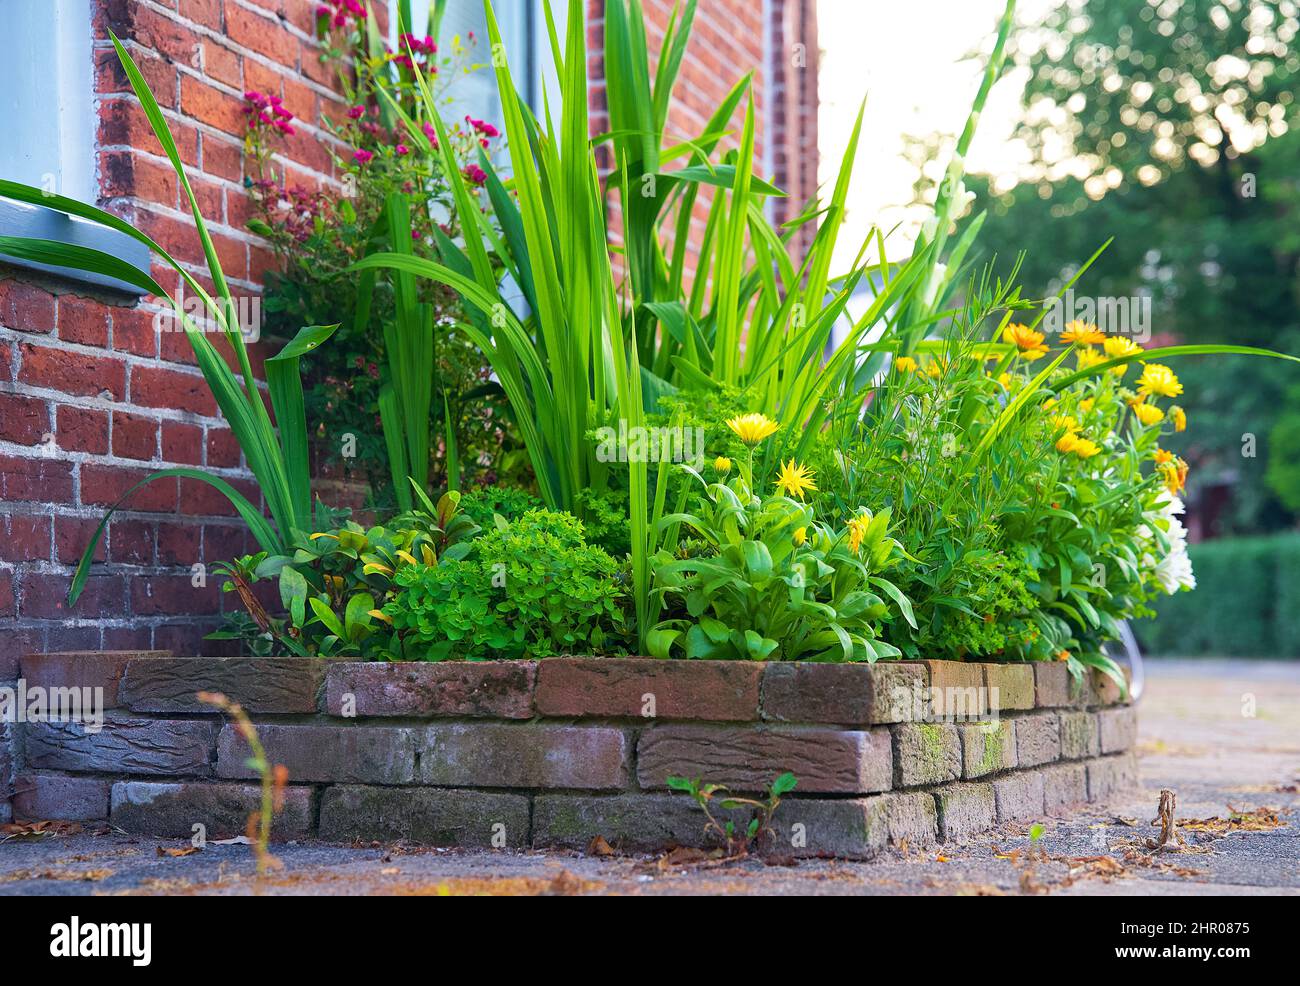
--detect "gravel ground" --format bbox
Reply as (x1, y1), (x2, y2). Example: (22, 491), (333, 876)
(2, 658), (1296, 896)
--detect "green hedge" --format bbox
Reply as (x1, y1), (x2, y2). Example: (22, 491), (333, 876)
(1142, 533), (1300, 657)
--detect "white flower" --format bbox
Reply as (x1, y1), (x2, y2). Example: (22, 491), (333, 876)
(1141, 493), (1195, 594)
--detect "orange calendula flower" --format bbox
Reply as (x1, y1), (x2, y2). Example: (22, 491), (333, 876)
(774, 459), (817, 500)
(726, 412), (779, 446)
(1157, 456), (1189, 495)
(1103, 336), (1143, 376)
(1003, 323), (1048, 360)
(894, 356), (918, 374)
(1133, 402), (1164, 426)
(1061, 320), (1106, 346)
(1136, 362), (1183, 399)
(1153, 447), (1175, 466)
(1169, 405), (1187, 432)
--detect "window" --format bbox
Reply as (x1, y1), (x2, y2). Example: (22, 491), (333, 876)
(393, 0), (562, 131)
(0, 0), (148, 293)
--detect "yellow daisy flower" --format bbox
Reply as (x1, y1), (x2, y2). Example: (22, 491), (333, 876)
(1169, 405), (1187, 432)
(713, 456), (732, 475)
(726, 412), (779, 446)
(793, 526), (807, 546)
(1061, 320), (1106, 346)
(1071, 437), (1102, 458)
(1050, 413), (1078, 434)
(1003, 323), (1048, 360)
(1136, 362), (1183, 399)
(774, 460), (817, 500)
(1153, 447), (1175, 466)
(1076, 347), (1107, 371)
(846, 514), (869, 555)
(1133, 402), (1164, 426)
(1056, 432), (1082, 454)
(894, 356), (918, 374)
(1103, 336), (1143, 376)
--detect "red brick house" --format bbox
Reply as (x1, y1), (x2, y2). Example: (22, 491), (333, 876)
(0, 0), (818, 673)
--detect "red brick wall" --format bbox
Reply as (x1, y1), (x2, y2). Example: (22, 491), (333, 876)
(0, 0), (359, 671)
(0, 0), (817, 671)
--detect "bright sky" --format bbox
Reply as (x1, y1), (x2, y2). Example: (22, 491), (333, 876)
(817, 0), (1056, 269)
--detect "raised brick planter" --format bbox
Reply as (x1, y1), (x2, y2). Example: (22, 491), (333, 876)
(1, 652), (1138, 857)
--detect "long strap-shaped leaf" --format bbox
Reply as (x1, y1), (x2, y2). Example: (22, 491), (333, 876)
(68, 468), (281, 605)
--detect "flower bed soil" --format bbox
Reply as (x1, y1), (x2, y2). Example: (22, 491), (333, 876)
(1, 652), (1137, 858)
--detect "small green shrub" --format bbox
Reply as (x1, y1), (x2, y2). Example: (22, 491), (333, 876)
(386, 509), (632, 659)
(648, 464), (915, 662)
(1145, 533), (1300, 657)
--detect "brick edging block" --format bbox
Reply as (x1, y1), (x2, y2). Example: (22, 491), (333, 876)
(536, 657), (761, 721)
(325, 661), (535, 718)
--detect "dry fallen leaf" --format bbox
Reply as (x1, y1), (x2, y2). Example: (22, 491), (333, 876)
(586, 834), (616, 857)
(156, 845), (201, 858)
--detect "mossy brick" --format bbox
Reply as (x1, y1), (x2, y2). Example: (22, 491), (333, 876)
(992, 770), (1046, 823)
(983, 664), (1035, 711)
(216, 723), (418, 785)
(12, 773), (111, 821)
(532, 793), (751, 852)
(110, 781), (313, 840)
(1042, 762), (1088, 812)
(319, 785), (529, 847)
(1086, 753), (1139, 801)
(120, 657), (325, 713)
(934, 782), (996, 842)
(892, 722), (961, 787)
(1058, 711), (1101, 759)
(917, 660), (987, 717)
(883, 791), (939, 849)
(20, 650), (173, 708)
(1015, 711), (1061, 767)
(421, 723), (630, 790)
(538, 657), (759, 721)
(772, 797), (890, 859)
(24, 717), (218, 776)
(638, 724), (891, 794)
(326, 661), (535, 719)
(958, 719), (1017, 778)
(1097, 706), (1138, 753)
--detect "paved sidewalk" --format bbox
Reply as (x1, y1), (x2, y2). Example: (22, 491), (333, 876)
(2, 659), (1296, 895)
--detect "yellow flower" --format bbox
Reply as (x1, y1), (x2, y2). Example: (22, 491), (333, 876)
(1075, 347), (1107, 371)
(1056, 649), (1072, 662)
(1071, 437), (1102, 458)
(1003, 323), (1048, 360)
(1153, 447), (1175, 466)
(997, 371), (1014, 389)
(713, 456), (732, 475)
(846, 514), (869, 555)
(1136, 362), (1183, 399)
(1056, 431), (1082, 454)
(774, 460), (817, 500)
(894, 356), (918, 374)
(1061, 320), (1105, 346)
(726, 412), (779, 446)
(1169, 405), (1187, 432)
(1103, 336), (1143, 376)
(793, 526), (807, 546)
(1050, 413), (1078, 434)
(1133, 402), (1164, 426)
(1080, 398), (1095, 412)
